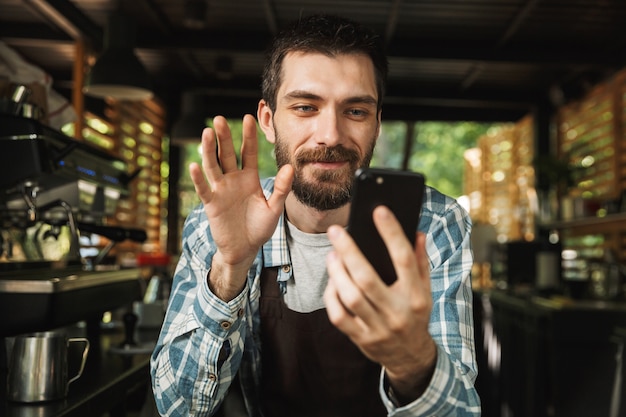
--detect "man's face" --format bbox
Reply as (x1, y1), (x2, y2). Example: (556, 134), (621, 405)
(263, 51), (381, 211)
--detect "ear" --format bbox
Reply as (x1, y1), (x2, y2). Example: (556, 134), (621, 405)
(374, 109), (382, 143)
(257, 99), (276, 144)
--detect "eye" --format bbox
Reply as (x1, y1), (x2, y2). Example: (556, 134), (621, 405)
(346, 108), (368, 117)
(294, 105), (316, 113)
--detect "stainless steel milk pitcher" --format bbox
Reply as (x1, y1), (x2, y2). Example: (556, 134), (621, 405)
(7, 331), (90, 402)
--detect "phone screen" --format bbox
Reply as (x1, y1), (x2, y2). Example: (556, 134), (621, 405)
(347, 168), (425, 284)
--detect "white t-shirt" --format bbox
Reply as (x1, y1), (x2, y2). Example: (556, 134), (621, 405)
(284, 220), (333, 313)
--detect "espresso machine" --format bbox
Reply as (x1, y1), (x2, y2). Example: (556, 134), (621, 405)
(0, 113), (147, 337)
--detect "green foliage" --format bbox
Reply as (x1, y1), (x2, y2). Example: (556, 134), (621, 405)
(178, 119), (277, 187)
(371, 121), (408, 168)
(373, 121), (493, 198)
(179, 119), (495, 201)
(177, 119), (278, 217)
(412, 122), (492, 197)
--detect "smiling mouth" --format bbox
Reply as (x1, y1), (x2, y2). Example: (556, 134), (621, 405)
(309, 160), (347, 169)
(295, 145), (360, 171)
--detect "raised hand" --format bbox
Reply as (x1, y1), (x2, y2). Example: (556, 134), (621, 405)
(189, 114), (293, 300)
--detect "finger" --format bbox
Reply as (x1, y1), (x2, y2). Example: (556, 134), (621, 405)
(327, 225), (378, 287)
(324, 252), (362, 334)
(327, 225), (386, 321)
(240, 114), (258, 171)
(415, 233), (431, 289)
(212, 116), (238, 173)
(323, 261), (347, 319)
(372, 206), (418, 286)
(189, 162), (212, 204)
(266, 164), (294, 216)
(199, 127), (223, 183)
(326, 250), (364, 317)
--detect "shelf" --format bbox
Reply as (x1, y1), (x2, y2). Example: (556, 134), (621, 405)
(539, 212), (626, 233)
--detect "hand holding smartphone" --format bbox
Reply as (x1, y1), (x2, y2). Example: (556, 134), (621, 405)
(347, 168), (425, 285)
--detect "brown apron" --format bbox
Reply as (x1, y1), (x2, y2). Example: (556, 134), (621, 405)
(259, 267), (387, 417)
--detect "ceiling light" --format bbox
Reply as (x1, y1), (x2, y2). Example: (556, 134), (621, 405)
(171, 92), (209, 144)
(83, 13), (153, 101)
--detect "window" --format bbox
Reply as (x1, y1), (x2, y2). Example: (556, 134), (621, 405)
(65, 98), (167, 262)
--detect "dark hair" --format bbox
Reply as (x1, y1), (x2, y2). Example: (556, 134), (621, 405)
(261, 14), (388, 112)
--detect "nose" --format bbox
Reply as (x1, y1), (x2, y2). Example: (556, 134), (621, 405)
(315, 109), (344, 147)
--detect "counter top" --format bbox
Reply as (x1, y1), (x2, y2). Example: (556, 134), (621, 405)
(0, 267), (141, 293)
(0, 268), (142, 337)
(476, 288), (626, 313)
(530, 294), (626, 312)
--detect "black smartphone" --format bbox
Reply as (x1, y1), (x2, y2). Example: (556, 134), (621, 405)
(347, 168), (426, 284)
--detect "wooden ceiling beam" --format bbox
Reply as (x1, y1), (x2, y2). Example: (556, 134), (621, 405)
(136, 0), (174, 35)
(497, 0), (542, 47)
(261, 0), (279, 35)
(384, 0), (402, 44)
(22, 0), (102, 46)
(2, 22), (620, 68)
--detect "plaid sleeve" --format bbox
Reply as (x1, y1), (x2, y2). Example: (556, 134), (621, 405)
(150, 204), (251, 417)
(382, 186), (481, 416)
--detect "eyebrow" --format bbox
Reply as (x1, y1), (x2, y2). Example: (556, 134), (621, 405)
(345, 95), (378, 107)
(284, 90), (320, 101)
(283, 90), (378, 106)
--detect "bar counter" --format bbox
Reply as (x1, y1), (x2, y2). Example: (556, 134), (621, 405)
(474, 288), (626, 417)
(0, 322), (156, 417)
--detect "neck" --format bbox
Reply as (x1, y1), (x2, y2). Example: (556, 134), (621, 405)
(284, 193), (350, 234)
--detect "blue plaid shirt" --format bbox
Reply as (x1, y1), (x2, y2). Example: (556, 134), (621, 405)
(151, 177), (480, 416)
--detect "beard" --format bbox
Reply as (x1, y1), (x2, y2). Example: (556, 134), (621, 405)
(274, 127), (376, 211)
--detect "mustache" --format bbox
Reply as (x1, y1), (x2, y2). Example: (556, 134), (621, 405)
(295, 146), (360, 166)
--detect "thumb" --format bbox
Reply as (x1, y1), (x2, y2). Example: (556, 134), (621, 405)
(267, 164), (294, 214)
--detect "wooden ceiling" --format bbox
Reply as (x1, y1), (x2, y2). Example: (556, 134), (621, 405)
(2, 0), (626, 126)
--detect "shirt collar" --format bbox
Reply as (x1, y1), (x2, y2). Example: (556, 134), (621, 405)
(260, 178), (292, 284)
